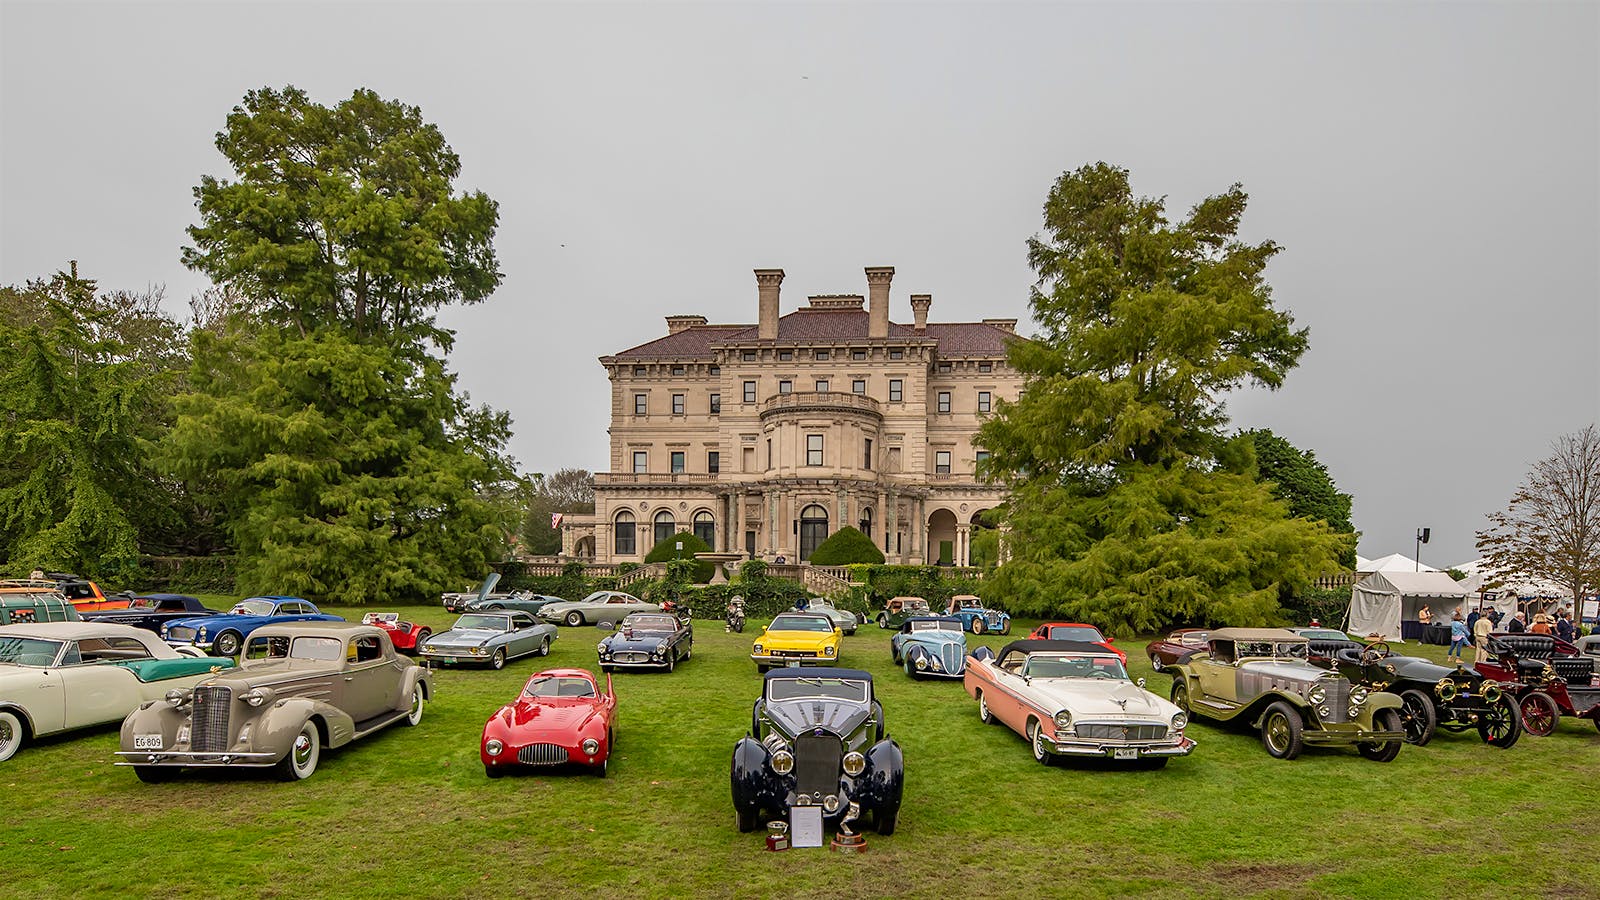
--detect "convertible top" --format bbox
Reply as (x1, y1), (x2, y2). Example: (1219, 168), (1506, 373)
(996, 639), (1115, 658)
(763, 666), (872, 682)
(1210, 627), (1303, 642)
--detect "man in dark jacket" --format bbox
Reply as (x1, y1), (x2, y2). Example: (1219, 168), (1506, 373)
(1466, 608), (1481, 636)
(1507, 611), (1527, 633)
(1554, 610), (1575, 642)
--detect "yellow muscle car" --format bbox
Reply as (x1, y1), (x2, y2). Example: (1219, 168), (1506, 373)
(751, 613), (841, 672)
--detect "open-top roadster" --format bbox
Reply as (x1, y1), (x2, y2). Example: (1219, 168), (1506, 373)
(1474, 633), (1600, 736)
(875, 596), (931, 630)
(360, 612), (431, 654)
(944, 595), (1011, 635)
(1312, 639), (1521, 747)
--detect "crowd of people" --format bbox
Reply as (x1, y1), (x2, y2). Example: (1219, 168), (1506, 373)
(1454, 604), (1579, 663)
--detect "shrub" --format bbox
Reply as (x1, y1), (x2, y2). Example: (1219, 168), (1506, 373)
(1281, 587), (1348, 627)
(643, 531), (713, 582)
(807, 526), (886, 565)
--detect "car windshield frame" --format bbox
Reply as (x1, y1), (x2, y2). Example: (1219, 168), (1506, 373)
(1022, 653), (1129, 680)
(621, 614), (677, 632)
(769, 615), (835, 633)
(766, 676), (870, 704)
(909, 620), (959, 633)
(1236, 640), (1310, 660)
(454, 614), (511, 632)
(1046, 625), (1105, 642)
(523, 675), (598, 699)
(0, 637), (65, 667)
(229, 598), (277, 616)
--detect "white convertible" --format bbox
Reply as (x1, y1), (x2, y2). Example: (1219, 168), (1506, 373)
(0, 622), (233, 762)
(964, 639), (1195, 767)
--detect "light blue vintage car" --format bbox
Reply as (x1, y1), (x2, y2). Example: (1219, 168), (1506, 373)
(889, 616), (968, 679)
(420, 611), (557, 670)
(945, 595), (1011, 635)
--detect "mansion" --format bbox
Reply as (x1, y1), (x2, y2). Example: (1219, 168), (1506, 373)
(561, 266), (1022, 567)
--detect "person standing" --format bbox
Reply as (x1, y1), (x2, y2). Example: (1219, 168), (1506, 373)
(1529, 613), (1553, 635)
(1467, 606), (1481, 637)
(1472, 609), (1494, 664)
(1508, 611), (1527, 634)
(1555, 610), (1575, 642)
(1447, 611), (1469, 663)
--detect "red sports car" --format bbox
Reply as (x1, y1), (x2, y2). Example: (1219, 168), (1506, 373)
(1027, 622), (1126, 663)
(1145, 628), (1212, 671)
(481, 668), (616, 778)
(361, 612), (432, 653)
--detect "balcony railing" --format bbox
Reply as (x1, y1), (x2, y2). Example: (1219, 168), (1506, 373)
(594, 472), (720, 486)
(759, 391), (882, 419)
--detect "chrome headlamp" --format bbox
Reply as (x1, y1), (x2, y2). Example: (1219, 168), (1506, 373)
(240, 687), (276, 708)
(470, 646), (486, 656)
(752, 643), (763, 654)
(164, 689), (190, 706)
(582, 738), (600, 756)
(1308, 685), (1328, 705)
(842, 751), (866, 776)
(1350, 686), (1370, 705)
(915, 656), (927, 670)
(1482, 682), (1502, 703)
(597, 643), (608, 655)
(196, 627), (208, 641)
(485, 739), (503, 757)
(1317, 705), (1331, 719)
(823, 645), (836, 657)
(1171, 711), (1187, 731)
(1053, 710), (1072, 731)
(770, 749), (794, 775)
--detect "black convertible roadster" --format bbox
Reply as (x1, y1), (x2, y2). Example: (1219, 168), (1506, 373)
(1311, 638), (1521, 748)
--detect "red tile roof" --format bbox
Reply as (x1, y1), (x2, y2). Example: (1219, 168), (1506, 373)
(609, 309), (1018, 359)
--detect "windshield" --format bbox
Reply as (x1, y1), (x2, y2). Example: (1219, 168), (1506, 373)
(230, 598), (276, 616)
(1237, 640), (1309, 659)
(910, 620), (958, 633)
(0, 637), (64, 666)
(125, 597), (159, 609)
(766, 677), (869, 703)
(622, 614), (676, 631)
(454, 614), (510, 632)
(523, 676), (597, 698)
(905, 600), (930, 611)
(769, 615), (834, 632)
(362, 613), (398, 624)
(578, 592), (611, 604)
(1024, 655), (1127, 679)
(244, 635), (344, 662)
(1045, 625), (1105, 642)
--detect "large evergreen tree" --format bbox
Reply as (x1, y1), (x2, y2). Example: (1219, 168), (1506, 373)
(1245, 428), (1357, 567)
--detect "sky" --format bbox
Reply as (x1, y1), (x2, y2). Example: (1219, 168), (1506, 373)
(2, 1), (1596, 568)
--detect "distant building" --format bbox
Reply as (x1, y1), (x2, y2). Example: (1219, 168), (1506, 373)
(562, 266), (1021, 566)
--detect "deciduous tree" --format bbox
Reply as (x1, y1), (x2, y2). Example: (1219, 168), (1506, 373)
(1476, 425), (1600, 610)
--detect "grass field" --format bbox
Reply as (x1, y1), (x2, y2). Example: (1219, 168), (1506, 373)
(5, 602), (1595, 899)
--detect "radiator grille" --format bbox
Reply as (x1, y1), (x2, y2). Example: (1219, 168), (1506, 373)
(190, 685), (231, 752)
(613, 651), (650, 664)
(794, 733), (841, 796)
(1076, 723), (1168, 742)
(168, 626), (197, 641)
(516, 743), (570, 766)
(940, 644), (964, 674)
(775, 650), (818, 658)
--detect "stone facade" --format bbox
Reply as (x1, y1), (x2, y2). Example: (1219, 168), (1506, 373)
(562, 266), (1022, 567)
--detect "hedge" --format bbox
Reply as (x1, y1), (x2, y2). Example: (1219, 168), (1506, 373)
(644, 531), (714, 582)
(807, 526), (885, 565)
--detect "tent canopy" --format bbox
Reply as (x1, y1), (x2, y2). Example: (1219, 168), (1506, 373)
(1345, 570), (1467, 640)
(1357, 553), (1440, 575)
(1451, 558), (1573, 600)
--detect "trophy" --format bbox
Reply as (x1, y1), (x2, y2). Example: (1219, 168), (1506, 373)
(829, 801), (867, 853)
(765, 820), (790, 851)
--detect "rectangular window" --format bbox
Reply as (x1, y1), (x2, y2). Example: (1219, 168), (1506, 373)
(778, 380), (792, 394)
(937, 391), (951, 413)
(851, 349), (866, 361)
(614, 519), (636, 555)
(976, 450), (991, 465)
(936, 450), (951, 474)
(742, 446), (755, 472)
(707, 451), (720, 474)
(709, 393), (721, 414)
(815, 349), (830, 360)
(709, 365), (720, 375)
(778, 350), (793, 361)
(851, 379), (866, 395)
(978, 361), (992, 373)
(672, 393), (685, 415)
(889, 379), (903, 402)
(767, 439), (773, 468)
(632, 451), (648, 473)
(815, 379), (829, 393)
(806, 434), (824, 466)
(978, 391), (991, 413)
(633, 366), (647, 376)
(864, 438), (873, 470)
(671, 365), (686, 376)
(743, 381), (756, 403)
(938, 362), (952, 373)
(633, 393), (647, 415)
(889, 349), (904, 360)
(742, 350), (757, 361)
(670, 451), (685, 473)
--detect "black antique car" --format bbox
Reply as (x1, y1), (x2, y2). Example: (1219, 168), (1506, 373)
(1311, 639), (1522, 747)
(596, 611), (692, 672)
(731, 667), (902, 836)
(81, 594), (221, 634)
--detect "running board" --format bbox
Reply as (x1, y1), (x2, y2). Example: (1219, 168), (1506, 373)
(351, 711), (410, 739)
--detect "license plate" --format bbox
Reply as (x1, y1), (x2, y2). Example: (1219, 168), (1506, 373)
(1113, 748), (1139, 760)
(134, 734), (163, 750)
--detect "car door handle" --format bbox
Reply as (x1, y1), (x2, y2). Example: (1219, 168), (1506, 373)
(344, 677), (354, 682)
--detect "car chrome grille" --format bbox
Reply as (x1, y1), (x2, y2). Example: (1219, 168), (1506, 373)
(775, 650), (818, 658)
(940, 644), (964, 673)
(516, 743), (570, 766)
(1077, 723), (1168, 742)
(794, 733), (841, 796)
(168, 626), (197, 641)
(614, 651), (650, 664)
(190, 685), (231, 752)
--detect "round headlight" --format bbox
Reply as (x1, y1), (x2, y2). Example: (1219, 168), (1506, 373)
(842, 751), (866, 776)
(241, 687), (275, 708)
(582, 738), (600, 756)
(915, 656), (927, 669)
(1308, 685), (1327, 705)
(197, 627), (208, 640)
(471, 646), (485, 655)
(165, 689), (188, 705)
(1348, 707), (1360, 718)
(1350, 687), (1370, 704)
(1171, 711), (1187, 731)
(771, 749), (794, 775)
(930, 658), (942, 671)
(597, 643), (608, 654)
(822, 795), (841, 813)
(823, 645), (836, 657)
(485, 739), (503, 757)
(652, 647), (665, 657)
(1053, 710), (1072, 730)
(1483, 682), (1502, 703)
(753, 644), (763, 654)
(1317, 705), (1331, 718)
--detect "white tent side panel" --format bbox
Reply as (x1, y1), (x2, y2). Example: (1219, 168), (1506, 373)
(1347, 585), (1402, 640)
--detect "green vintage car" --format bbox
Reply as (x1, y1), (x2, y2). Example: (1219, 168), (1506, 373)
(874, 596), (932, 630)
(1166, 627), (1406, 761)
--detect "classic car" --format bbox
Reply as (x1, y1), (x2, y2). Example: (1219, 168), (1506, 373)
(597, 612), (692, 672)
(1313, 639), (1520, 747)
(537, 591), (659, 627)
(463, 592), (567, 616)
(481, 668), (616, 778)
(875, 596), (932, 629)
(162, 597), (341, 657)
(117, 622), (431, 782)
(1029, 622), (1125, 663)
(1475, 633), (1600, 736)
(797, 597), (861, 635)
(420, 611), (557, 669)
(82, 594), (221, 634)
(1145, 629), (1209, 670)
(1166, 627), (1406, 760)
(1290, 627), (1356, 642)
(943, 595), (1011, 635)
(0, 622), (233, 763)
(889, 617), (968, 679)
(442, 572), (513, 613)
(964, 639), (1194, 767)
(0, 583), (80, 625)
(12, 574), (130, 612)
(752, 613), (842, 671)
(731, 667), (902, 835)
(1579, 634), (1600, 659)
(360, 612), (432, 654)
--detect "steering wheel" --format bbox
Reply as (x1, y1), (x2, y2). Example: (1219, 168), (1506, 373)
(1360, 641), (1390, 665)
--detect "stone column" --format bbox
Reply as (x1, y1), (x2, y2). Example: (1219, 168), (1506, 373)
(885, 489), (898, 561)
(766, 489), (779, 556)
(955, 523), (972, 567)
(732, 491), (745, 556)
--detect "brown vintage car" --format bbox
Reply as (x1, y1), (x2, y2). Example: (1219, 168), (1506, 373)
(1145, 629), (1210, 670)
(116, 621), (432, 782)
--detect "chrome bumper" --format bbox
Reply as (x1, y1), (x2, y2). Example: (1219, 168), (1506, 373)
(1046, 736), (1197, 757)
(115, 750), (278, 767)
(752, 653), (833, 664)
(1302, 727), (1406, 746)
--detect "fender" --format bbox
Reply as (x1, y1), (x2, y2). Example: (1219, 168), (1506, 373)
(855, 738), (903, 816)
(119, 698), (183, 748)
(392, 668), (431, 712)
(730, 737), (782, 816)
(256, 697), (356, 752)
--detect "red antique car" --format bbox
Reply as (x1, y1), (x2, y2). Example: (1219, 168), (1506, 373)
(1027, 622), (1126, 663)
(480, 668), (616, 777)
(361, 612), (432, 654)
(1145, 629), (1211, 671)
(1474, 633), (1600, 736)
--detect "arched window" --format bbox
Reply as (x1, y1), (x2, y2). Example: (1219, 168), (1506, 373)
(654, 510), (677, 548)
(858, 506), (873, 543)
(799, 504), (830, 561)
(614, 511), (636, 556)
(693, 510), (716, 548)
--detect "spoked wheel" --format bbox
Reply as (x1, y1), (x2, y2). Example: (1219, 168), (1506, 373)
(1150, 655), (1164, 672)
(565, 611), (584, 627)
(1028, 720), (1056, 766)
(489, 648), (506, 671)
(0, 710), (24, 763)
(971, 619), (985, 635)
(537, 637), (551, 657)
(1357, 709), (1404, 762)
(412, 629), (431, 652)
(1259, 702), (1304, 760)
(213, 631), (242, 658)
(1398, 689), (1437, 746)
(1518, 691), (1560, 737)
(1477, 694), (1521, 748)
(1169, 680), (1191, 715)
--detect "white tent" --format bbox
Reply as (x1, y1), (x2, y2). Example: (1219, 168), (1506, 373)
(1452, 558), (1572, 602)
(1345, 570), (1468, 641)
(1357, 553), (1440, 575)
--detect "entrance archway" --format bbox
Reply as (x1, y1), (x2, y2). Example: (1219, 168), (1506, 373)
(574, 535), (595, 559)
(799, 504), (830, 561)
(927, 508), (958, 566)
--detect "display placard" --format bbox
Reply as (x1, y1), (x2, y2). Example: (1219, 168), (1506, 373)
(789, 807), (823, 848)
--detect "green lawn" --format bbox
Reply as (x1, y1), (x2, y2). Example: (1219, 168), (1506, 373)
(4, 605), (1594, 899)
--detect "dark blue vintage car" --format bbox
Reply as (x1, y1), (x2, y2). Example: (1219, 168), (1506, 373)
(889, 616), (968, 679)
(597, 611), (692, 672)
(731, 667), (902, 836)
(82, 594), (221, 634)
(162, 597), (342, 657)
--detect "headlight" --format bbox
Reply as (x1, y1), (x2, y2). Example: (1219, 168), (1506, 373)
(753, 644), (763, 654)
(1308, 685), (1327, 705)
(1348, 707), (1360, 718)
(197, 627), (208, 640)
(597, 643), (608, 654)
(823, 645), (836, 657)
(1317, 705), (1331, 719)
(485, 739), (503, 757)
(165, 689), (189, 705)
(930, 658), (942, 671)
(1350, 687), (1370, 704)
(842, 752), (866, 776)
(1171, 711), (1187, 731)
(1053, 710), (1072, 731)
(652, 647), (665, 658)
(471, 646), (486, 655)
(770, 749), (794, 774)
(240, 687), (275, 708)
(1483, 682), (1502, 703)
(582, 738), (600, 756)
(915, 656), (927, 669)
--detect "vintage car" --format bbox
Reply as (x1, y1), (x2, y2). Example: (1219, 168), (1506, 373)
(1475, 633), (1600, 736)
(0, 622), (233, 763)
(731, 667), (902, 835)
(442, 573), (514, 613)
(463, 592), (567, 616)
(1578, 634), (1600, 659)
(752, 612), (842, 671)
(537, 591), (658, 627)
(889, 617), (968, 679)
(41, 573), (131, 612)
(797, 597), (861, 635)
(1029, 622), (1125, 662)
(875, 596), (933, 629)
(0, 583), (81, 625)
(1145, 629), (1209, 670)
(481, 668), (616, 778)
(162, 596), (342, 657)
(1166, 627), (1406, 761)
(420, 611), (557, 669)
(117, 622), (430, 782)
(360, 612), (432, 654)
(964, 640), (1193, 767)
(597, 611), (692, 672)
(944, 595), (1011, 635)
(83, 594), (221, 634)
(1314, 639), (1520, 747)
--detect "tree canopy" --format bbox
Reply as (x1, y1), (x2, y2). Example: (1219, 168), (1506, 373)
(644, 530), (713, 582)
(518, 468), (596, 556)
(1245, 428), (1356, 567)
(1477, 425), (1600, 606)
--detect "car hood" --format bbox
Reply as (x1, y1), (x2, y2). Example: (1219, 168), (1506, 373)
(427, 628), (503, 647)
(603, 632), (671, 651)
(1387, 655), (1468, 682)
(765, 699), (872, 739)
(1031, 678), (1178, 720)
(167, 613), (268, 630)
(1239, 659), (1340, 683)
(196, 659), (343, 688)
(904, 632), (965, 650)
(759, 631), (837, 651)
(493, 697), (604, 734)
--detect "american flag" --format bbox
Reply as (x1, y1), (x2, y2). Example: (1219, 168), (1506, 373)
(551, 513), (564, 529)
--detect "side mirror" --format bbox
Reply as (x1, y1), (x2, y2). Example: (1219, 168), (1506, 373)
(1106, 637), (1115, 643)
(597, 622), (614, 632)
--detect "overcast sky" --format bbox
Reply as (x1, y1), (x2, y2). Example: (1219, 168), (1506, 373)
(3, 1), (1596, 567)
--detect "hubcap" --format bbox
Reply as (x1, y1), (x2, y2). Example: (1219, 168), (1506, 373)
(1266, 715), (1288, 751)
(410, 691), (423, 719)
(0, 719), (13, 746)
(293, 733), (313, 769)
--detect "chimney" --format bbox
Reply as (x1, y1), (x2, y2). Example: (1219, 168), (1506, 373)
(755, 268), (784, 340)
(665, 315), (707, 335)
(982, 318), (1017, 334)
(909, 294), (931, 333)
(865, 266), (894, 339)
